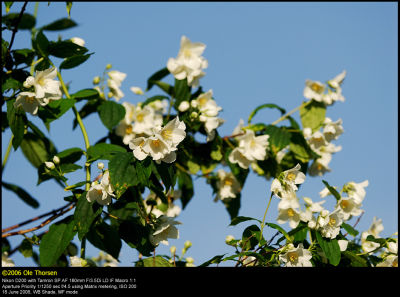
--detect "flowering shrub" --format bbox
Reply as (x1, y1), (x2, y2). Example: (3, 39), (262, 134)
(1, 2), (397, 268)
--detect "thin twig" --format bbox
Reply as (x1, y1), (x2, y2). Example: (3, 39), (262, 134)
(6, 1), (28, 54)
(2, 203), (75, 238)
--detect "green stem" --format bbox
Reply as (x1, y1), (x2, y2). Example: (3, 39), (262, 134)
(271, 100), (313, 126)
(259, 192), (274, 243)
(2, 134), (14, 174)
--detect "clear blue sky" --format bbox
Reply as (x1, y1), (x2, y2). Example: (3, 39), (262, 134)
(2, 2), (398, 267)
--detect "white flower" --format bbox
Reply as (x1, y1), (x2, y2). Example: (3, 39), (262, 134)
(178, 100), (190, 112)
(361, 231), (380, 253)
(70, 37), (85, 47)
(242, 256), (256, 266)
(228, 147), (252, 169)
(338, 239), (349, 252)
(216, 169), (241, 200)
(323, 117), (344, 142)
(2, 252), (15, 267)
(376, 254), (398, 267)
(277, 198), (301, 228)
(327, 70), (346, 90)
(185, 257), (195, 267)
(14, 91), (40, 115)
(69, 256), (87, 267)
(149, 215), (182, 246)
(279, 243), (313, 267)
(282, 164), (306, 190)
(303, 79), (325, 102)
(132, 105), (162, 136)
(319, 209), (344, 239)
(108, 70), (126, 86)
(107, 79), (124, 101)
(335, 197), (363, 221)
(86, 170), (115, 205)
(270, 178), (297, 200)
(303, 197), (326, 213)
(308, 152), (332, 176)
(225, 235), (235, 244)
(130, 86), (144, 95)
(158, 116), (186, 149)
(53, 155), (60, 165)
(23, 67), (62, 103)
(387, 239), (398, 254)
(306, 130), (328, 151)
(167, 35), (208, 87)
(142, 134), (172, 162)
(237, 130), (270, 161)
(343, 180), (369, 204)
(45, 161), (55, 170)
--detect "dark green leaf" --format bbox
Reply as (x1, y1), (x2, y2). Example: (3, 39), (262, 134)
(2, 77), (22, 93)
(48, 40), (87, 58)
(6, 99), (26, 150)
(71, 88), (99, 100)
(118, 218), (154, 257)
(59, 53), (92, 69)
(18, 239), (33, 258)
(248, 103), (286, 124)
(42, 18), (77, 31)
(72, 99), (99, 129)
(229, 216), (261, 226)
(154, 162), (176, 192)
(2, 13), (36, 30)
(74, 197), (103, 240)
(241, 224), (262, 251)
(38, 98), (76, 126)
(20, 132), (56, 168)
(136, 256), (173, 267)
(263, 125), (291, 153)
(265, 222), (291, 242)
(87, 142), (126, 162)
(315, 231), (341, 266)
(342, 251), (368, 267)
(146, 67), (170, 91)
(322, 180), (341, 201)
(199, 254), (226, 267)
(35, 30), (50, 57)
(290, 132), (319, 163)
(2, 181), (40, 208)
(173, 78), (191, 108)
(56, 147), (84, 164)
(366, 235), (387, 245)
(299, 100), (326, 133)
(135, 158), (153, 186)
(177, 169), (194, 210)
(86, 221), (121, 260)
(39, 215), (77, 267)
(342, 223), (359, 237)
(97, 100), (125, 131)
(108, 152), (138, 198)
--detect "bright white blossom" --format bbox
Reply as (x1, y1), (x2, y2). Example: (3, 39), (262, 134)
(107, 70), (126, 101)
(86, 170), (115, 205)
(376, 254), (398, 267)
(130, 86), (144, 95)
(70, 37), (85, 47)
(343, 180), (369, 204)
(216, 169), (241, 201)
(2, 252), (15, 267)
(323, 117), (344, 142)
(335, 196), (363, 221)
(14, 91), (40, 115)
(178, 100), (190, 112)
(167, 35), (208, 87)
(279, 243), (312, 267)
(69, 256), (87, 267)
(318, 209), (344, 239)
(277, 198), (301, 228)
(303, 79), (325, 102)
(149, 215), (182, 246)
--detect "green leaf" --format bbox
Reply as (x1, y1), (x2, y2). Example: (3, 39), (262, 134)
(2, 181), (40, 208)
(146, 67), (170, 91)
(4, 2), (13, 13)
(154, 162), (176, 192)
(2, 77), (22, 93)
(42, 18), (77, 31)
(2, 13), (36, 30)
(35, 30), (50, 57)
(56, 147), (84, 164)
(229, 216), (261, 226)
(87, 143), (126, 162)
(152, 81), (173, 96)
(19, 239), (33, 258)
(74, 197), (103, 240)
(48, 40), (87, 58)
(20, 132), (56, 168)
(39, 216), (77, 267)
(199, 254), (226, 267)
(263, 125), (291, 153)
(86, 221), (121, 260)
(241, 224), (262, 250)
(342, 251), (368, 267)
(322, 180), (341, 201)
(118, 218), (154, 257)
(71, 88), (99, 100)
(38, 98), (76, 126)
(315, 231), (341, 266)
(299, 100), (326, 133)
(248, 103), (286, 124)
(365, 235), (387, 245)
(342, 223), (359, 237)
(135, 158), (153, 186)
(289, 132), (319, 163)
(97, 100), (125, 131)
(136, 256), (173, 267)
(108, 152), (138, 198)
(176, 170), (194, 210)
(265, 222), (291, 242)
(59, 53), (92, 69)
(6, 99), (26, 150)
(173, 78), (191, 108)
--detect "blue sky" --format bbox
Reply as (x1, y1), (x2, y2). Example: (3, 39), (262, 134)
(2, 2), (398, 267)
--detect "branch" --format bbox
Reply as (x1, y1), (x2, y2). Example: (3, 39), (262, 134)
(2, 203), (75, 238)
(6, 1), (28, 55)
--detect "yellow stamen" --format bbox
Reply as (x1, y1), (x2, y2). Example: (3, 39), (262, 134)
(311, 82), (323, 93)
(328, 217), (336, 226)
(286, 172), (296, 182)
(224, 178), (233, 187)
(25, 96), (36, 104)
(340, 200), (350, 210)
(161, 129), (173, 141)
(287, 208), (295, 217)
(183, 49), (192, 58)
(136, 113), (144, 122)
(287, 252), (298, 263)
(152, 139), (160, 147)
(125, 125), (133, 134)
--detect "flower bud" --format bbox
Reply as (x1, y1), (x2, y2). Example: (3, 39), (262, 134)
(186, 257), (194, 264)
(93, 76), (100, 85)
(308, 220), (317, 229)
(130, 86), (144, 95)
(107, 92), (113, 99)
(97, 162), (104, 170)
(106, 64), (112, 70)
(52, 156), (60, 165)
(45, 161), (55, 170)
(190, 100), (198, 108)
(170, 246), (177, 255)
(178, 101), (190, 112)
(321, 210), (330, 217)
(190, 111), (198, 119)
(225, 235), (235, 244)
(23, 76), (35, 88)
(70, 37), (85, 47)
(184, 240), (192, 249)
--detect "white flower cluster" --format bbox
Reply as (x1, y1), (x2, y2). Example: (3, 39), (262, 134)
(14, 67), (62, 115)
(278, 243), (313, 267)
(149, 215), (182, 246)
(129, 116), (186, 164)
(167, 35), (208, 87)
(115, 100), (166, 145)
(145, 189), (182, 218)
(86, 169), (115, 206)
(303, 70), (346, 105)
(228, 119), (270, 169)
(93, 67), (127, 101)
(215, 169), (241, 201)
(304, 117), (344, 176)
